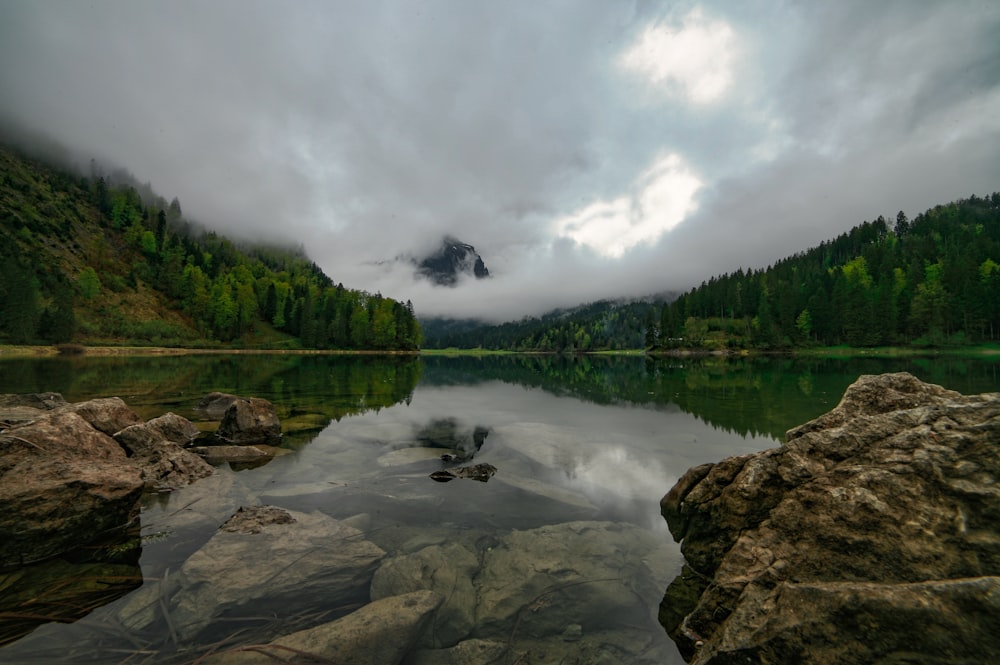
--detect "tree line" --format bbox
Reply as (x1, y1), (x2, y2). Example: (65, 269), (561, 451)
(649, 193), (1000, 350)
(0, 145), (422, 349)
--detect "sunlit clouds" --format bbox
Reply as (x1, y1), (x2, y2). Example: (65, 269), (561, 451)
(553, 154), (702, 258)
(619, 8), (738, 105)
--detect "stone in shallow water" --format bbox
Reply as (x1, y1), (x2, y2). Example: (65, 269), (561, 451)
(371, 519), (671, 654)
(216, 397), (281, 444)
(117, 506), (385, 641)
(198, 590), (443, 665)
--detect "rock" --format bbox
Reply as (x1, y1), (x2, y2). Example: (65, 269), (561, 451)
(0, 392), (66, 428)
(216, 397), (281, 444)
(475, 521), (667, 640)
(189, 444), (273, 464)
(57, 397), (144, 436)
(198, 590), (443, 665)
(429, 463), (498, 483)
(195, 392), (245, 419)
(371, 542), (479, 647)
(408, 638), (513, 665)
(0, 410), (143, 568)
(660, 372), (1000, 663)
(0, 392), (67, 411)
(116, 506), (385, 640)
(371, 520), (669, 650)
(220, 505), (296, 534)
(113, 413), (214, 489)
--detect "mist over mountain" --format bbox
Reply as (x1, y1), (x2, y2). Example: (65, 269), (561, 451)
(416, 237), (490, 286)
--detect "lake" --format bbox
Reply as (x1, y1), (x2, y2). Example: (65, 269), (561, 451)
(1, 353), (998, 664)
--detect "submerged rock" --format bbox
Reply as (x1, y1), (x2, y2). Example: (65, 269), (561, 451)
(371, 520), (671, 657)
(199, 590), (442, 665)
(215, 396), (282, 444)
(117, 506), (385, 641)
(660, 372), (1000, 663)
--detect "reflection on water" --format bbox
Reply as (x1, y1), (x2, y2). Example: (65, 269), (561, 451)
(0, 353), (998, 663)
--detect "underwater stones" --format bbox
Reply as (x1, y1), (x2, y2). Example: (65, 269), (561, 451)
(370, 520), (670, 655)
(117, 506), (385, 641)
(199, 590), (443, 665)
(215, 396), (282, 444)
(661, 372), (1000, 663)
(371, 542), (479, 647)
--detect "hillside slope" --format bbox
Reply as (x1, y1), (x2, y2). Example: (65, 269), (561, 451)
(0, 145), (422, 349)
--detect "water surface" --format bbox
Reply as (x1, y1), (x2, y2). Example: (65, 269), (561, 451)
(1, 353), (997, 663)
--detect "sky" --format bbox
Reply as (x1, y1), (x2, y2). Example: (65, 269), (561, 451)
(2, 1), (999, 322)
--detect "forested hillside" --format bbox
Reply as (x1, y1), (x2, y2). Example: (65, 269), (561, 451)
(0, 145), (422, 349)
(650, 193), (1000, 350)
(421, 299), (659, 351)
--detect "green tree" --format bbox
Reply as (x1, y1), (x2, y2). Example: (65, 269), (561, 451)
(78, 267), (102, 299)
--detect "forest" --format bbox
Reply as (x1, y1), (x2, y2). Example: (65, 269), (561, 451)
(0, 145), (422, 350)
(650, 193), (1000, 350)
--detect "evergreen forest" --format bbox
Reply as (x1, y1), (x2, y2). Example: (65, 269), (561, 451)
(0, 145), (422, 350)
(650, 193), (1000, 350)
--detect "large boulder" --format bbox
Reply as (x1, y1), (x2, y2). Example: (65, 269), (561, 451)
(117, 505), (386, 641)
(0, 395), (216, 567)
(0, 409), (144, 568)
(215, 397), (281, 444)
(660, 372), (1000, 663)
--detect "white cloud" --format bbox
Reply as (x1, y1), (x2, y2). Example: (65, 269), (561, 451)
(619, 7), (738, 105)
(552, 153), (702, 258)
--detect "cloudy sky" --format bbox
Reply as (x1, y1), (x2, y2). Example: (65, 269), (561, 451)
(2, 1), (999, 322)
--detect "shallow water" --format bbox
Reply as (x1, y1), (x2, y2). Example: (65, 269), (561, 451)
(1, 353), (998, 663)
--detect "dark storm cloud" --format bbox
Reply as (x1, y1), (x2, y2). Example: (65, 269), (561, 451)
(1, 1), (997, 321)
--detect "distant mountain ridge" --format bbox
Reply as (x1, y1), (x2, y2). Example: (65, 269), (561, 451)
(416, 237), (490, 286)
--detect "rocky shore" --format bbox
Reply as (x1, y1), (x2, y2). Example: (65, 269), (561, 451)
(660, 372), (1000, 663)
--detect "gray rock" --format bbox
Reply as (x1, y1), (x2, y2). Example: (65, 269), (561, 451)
(475, 521), (667, 640)
(216, 397), (281, 444)
(198, 590), (443, 665)
(117, 506), (385, 640)
(371, 542), (479, 647)
(0, 410), (143, 568)
(408, 638), (514, 665)
(661, 372), (1000, 663)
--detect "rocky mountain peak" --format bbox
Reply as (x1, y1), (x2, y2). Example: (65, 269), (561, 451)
(416, 236), (490, 286)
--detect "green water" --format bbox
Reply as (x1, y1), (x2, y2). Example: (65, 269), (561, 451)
(1, 353), (997, 663)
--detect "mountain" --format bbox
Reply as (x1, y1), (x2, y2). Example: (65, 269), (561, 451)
(416, 237), (490, 286)
(0, 144), (422, 350)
